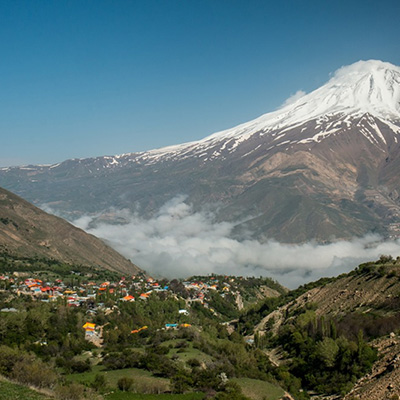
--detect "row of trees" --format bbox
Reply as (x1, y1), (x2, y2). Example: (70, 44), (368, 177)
(273, 307), (377, 395)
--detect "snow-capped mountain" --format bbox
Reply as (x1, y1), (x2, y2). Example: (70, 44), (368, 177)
(99, 59), (400, 165)
(1, 60), (400, 243)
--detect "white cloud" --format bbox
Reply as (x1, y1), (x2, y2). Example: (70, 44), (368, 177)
(69, 196), (400, 289)
(281, 90), (307, 108)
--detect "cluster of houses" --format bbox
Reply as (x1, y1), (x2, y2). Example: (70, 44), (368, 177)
(182, 276), (239, 310)
(0, 273), (168, 305)
(1, 271), (257, 348)
(0, 272), (244, 321)
(1, 272), (238, 305)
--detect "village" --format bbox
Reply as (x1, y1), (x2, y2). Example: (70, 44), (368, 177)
(0, 269), (253, 345)
(0, 271), (240, 305)
(0, 257), (294, 400)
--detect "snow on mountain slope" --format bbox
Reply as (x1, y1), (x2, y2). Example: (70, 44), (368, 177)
(117, 60), (400, 165)
(205, 60), (400, 138)
(1, 60), (399, 173)
(2, 60), (400, 244)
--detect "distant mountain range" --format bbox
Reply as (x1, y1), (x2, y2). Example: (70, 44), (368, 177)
(1, 59), (400, 243)
(0, 186), (140, 275)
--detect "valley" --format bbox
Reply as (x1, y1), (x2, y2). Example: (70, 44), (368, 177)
(2, 251), (400, 399)
(0, 186), (399, 399)
(1, 60), (400, 399)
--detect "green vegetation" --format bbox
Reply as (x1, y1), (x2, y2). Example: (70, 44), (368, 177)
(1, 253), (396, 399)
(273, 307), (377, 395)
(67, 366), (170, 393)
(0, 252), (287, 399)
(0, 252), (120, 282)
(232, 378), (284, 400)
(0, 378), (52, 400)
(105, 393), (205, 400)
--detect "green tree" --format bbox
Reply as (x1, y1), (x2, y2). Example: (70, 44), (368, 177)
(171, 369), (194, 393)
(117, 377), (134, 391)
(316, 337), (339, 368)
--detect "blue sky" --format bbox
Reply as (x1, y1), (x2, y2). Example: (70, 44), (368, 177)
(1, 0), (400, 167)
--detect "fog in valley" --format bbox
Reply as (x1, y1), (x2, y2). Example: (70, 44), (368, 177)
(69, 196), (400, 289)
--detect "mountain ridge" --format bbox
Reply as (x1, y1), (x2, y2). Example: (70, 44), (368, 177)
(0, 186), (141, 275)
(1, 59), (400, 244)
(2, 60), (399, 171)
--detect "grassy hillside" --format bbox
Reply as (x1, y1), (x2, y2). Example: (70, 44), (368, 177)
(0, 378), (52, 400)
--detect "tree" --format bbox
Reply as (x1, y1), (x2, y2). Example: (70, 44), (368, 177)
(316, 337), (339, 368)
(91, 373), (107, 391)
(12, 359), (58, 389)
(171, 369), (193, 393)
(117, 377), (134, 391)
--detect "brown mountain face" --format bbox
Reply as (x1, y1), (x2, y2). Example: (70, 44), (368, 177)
(1, 114), (399, 244)
(0, 187), (141, 275)
(0, 61), (399, 244)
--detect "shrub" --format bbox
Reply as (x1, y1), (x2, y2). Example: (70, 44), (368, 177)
(0, 345), (25, 375)
(187, 358), (201, 368)
(175, 340), (188, 349)
(171, 369), (194, 393)
(135, 380), (169, 394)
(55, 383), (85, 400)
(11, 359), (58, 389)
(379, 255), (393, 264)
(117, 377), (134, 391)
(91, 373), (107, 390)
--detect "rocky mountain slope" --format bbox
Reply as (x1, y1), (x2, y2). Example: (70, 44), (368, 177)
(344, 333), (400, 400)
(251, 258), (400, 399)
(1, 60), (400, 243)
(0, 186), (141, 274)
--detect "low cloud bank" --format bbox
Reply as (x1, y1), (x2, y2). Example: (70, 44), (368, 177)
(72, 196), (400, 289)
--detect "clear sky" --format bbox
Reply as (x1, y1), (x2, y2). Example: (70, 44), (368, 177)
(1, 0), (400, 167)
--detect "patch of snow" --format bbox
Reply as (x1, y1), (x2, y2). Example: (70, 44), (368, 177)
(359, 127), (379, 145)
(12, 60), (396, 169)
(241, 144), (262, 158)
(276, 140), (291, 147)
(49, 163), (61, 169)
(273, 133), (287, 142)
(298, 128), (341, 144)
(367, 119), (387, 144)
(379, 118), (400, 135)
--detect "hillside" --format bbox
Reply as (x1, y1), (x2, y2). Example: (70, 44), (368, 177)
(344, 334), (400, 400)
(2, 256), (400, 399)
(0, 186), (141, 275)
(255, 259), (400, 335)
(0, 268), (289, 400)
(248, 257), (400, 399)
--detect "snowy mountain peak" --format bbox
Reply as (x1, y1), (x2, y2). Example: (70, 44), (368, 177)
(12, 60), (398, 171)
(204, 60), (400, 144)
(109, 60), (400, 165)
(313, 59), (400, 118)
